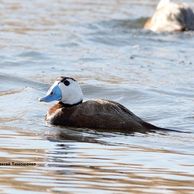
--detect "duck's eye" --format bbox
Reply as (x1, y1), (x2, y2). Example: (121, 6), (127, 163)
(63, 80), (70, 86)
(50, 91), (54, 95)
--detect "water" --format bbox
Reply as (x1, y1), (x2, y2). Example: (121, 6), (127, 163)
(1, 0), (194, 193)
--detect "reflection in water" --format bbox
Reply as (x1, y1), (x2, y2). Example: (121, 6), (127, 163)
(1, 0), (194, 193)
(0, 126), (49, 193)
(47, 127), (109, 145)
(43, 140), (194, 194)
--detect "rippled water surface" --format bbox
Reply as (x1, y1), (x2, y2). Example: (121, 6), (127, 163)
(1, 0), (194, 193)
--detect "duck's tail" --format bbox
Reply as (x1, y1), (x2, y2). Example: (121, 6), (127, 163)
(143, 121), (191, 134)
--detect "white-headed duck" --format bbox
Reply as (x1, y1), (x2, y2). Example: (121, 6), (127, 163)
(39, 76), (175, 133)
(144, 0), (194, 32)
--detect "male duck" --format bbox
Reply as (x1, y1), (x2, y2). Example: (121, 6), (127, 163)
(39, 76), (172, 133)
(144, 0), (194, 32)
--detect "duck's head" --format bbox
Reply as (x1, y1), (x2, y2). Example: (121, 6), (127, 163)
(39, 76), (83, 105)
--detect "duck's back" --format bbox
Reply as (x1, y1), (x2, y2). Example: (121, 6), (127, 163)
(144, 0), (194, 32)
(46, 99), (160, 132)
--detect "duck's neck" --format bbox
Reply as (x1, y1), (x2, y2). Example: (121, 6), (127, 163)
(59, 100), (83, 107)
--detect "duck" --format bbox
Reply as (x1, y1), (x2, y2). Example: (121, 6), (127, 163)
(39, 76), (174, 133)
(144, 0), (194, 32)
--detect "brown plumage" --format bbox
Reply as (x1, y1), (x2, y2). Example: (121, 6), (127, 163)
(46, 99), (167, 133)
(40, 76), (180, 133)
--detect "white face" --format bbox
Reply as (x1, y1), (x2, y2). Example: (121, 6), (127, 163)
(39, 77), (84, 104)
(58, 78), (84, 105)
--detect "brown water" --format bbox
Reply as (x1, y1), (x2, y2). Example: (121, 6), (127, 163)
(1, 0), (194, 193)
